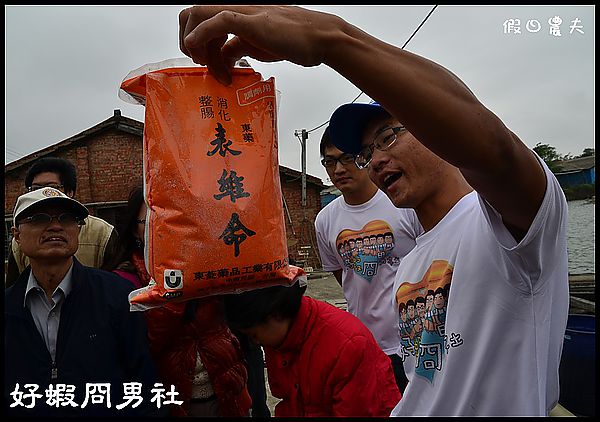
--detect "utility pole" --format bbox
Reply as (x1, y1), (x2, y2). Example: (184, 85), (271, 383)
(293, 128), (314, 271)
(295, 129), (308, 207)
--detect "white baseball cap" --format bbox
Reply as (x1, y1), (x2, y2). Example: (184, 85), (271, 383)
(13, 187), (88, 226)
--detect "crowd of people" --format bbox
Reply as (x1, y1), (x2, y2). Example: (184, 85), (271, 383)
(5, 5), (571, 417)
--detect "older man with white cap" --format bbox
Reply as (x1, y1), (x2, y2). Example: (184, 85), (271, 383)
(5, 187), (161, 417)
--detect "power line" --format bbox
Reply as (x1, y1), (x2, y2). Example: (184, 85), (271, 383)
(5, 151), (21, 160)
(6, 146), (23, 154)
(5, 145), (27, 156)
(5, 148), (23, 157)
(306, 5), (438, 134)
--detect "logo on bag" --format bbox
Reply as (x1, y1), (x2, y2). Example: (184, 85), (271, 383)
(164, 269), (183, 290)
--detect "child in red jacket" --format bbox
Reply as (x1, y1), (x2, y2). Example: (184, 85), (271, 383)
(223, 280), (401, 417)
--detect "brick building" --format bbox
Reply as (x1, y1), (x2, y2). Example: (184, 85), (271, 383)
(4, 110), (325, 270)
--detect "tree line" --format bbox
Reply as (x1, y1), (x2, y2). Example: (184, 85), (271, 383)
(533, 143), (594, 173)
(533, 143), (595, 201)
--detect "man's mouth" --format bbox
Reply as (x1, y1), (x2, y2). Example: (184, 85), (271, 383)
(335, 177), (352, 184)
(43, 236), (66, 243)
(382, 172), (403, 189)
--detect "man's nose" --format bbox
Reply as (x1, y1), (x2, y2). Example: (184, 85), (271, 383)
(370, 148), (390, 171)
(333, 159), (347, 172)
(368, 150), (390, 180)
(45, 217), (64, 230)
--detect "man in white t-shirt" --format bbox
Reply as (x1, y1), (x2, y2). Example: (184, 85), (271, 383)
(177, 5), (569, 416)
(315, 127), (423, 394)
(328, 102), (569, 416)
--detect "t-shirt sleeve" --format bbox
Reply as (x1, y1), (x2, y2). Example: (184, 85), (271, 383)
(477, 153), (569, 286)
(314, 213), (343, 272)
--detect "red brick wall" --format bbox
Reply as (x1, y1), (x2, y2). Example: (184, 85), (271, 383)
(5, 127), (325, 269)
(4, 170), (27, 215)
(85, 130), (144, 203)
(4, 129), (143, 215)
(281, 179), (323, 269)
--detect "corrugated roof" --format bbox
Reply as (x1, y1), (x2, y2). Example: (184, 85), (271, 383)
(5, 110), (143, 173)
(555, 155), (595, 173)
(4, 111), (325, 188)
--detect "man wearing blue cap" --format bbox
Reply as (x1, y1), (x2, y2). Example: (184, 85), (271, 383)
(178, 5), (569, 416)
(314, 126), (423, 394)
(5, 188), (161, 417)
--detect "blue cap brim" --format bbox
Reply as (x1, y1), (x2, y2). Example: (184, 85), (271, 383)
(329, 102), (388, 155)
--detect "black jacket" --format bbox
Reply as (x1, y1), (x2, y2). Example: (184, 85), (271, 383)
(4, 258), (162, 417)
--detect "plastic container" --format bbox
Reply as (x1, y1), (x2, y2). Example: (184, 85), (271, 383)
(558, 313), (595, 416)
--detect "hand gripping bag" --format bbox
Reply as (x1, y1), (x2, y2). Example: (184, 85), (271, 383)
(119, 58), (305, 311)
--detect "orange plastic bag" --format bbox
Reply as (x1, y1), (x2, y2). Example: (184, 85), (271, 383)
(119, 58), (305, 311)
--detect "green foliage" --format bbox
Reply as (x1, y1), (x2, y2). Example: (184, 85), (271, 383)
(533, 143), (595, 173)
(533, 142), (561, 162)
(562, 184), (595, 201)
(533, 142), (564, 172)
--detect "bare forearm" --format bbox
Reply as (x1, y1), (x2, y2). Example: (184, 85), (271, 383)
(179, 5), (547, 233)
(320, 17), (546, 232)
(323, 20), (513, 173)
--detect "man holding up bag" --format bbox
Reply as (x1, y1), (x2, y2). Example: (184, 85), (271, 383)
(177, 5), (569, 417)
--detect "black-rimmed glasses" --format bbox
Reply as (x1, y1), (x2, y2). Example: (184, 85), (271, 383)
(321, 153), (356, 169)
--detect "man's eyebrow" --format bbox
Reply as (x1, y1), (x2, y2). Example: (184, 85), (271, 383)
(323, 152), (348, 159)
(374, 123), (405, 136)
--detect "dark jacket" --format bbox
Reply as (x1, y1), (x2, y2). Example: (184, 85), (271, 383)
(4, 258), (161, 417)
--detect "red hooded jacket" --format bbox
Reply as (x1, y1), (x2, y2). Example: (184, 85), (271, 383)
(265, 296), (401, 417)
(145, 297), (252, 417)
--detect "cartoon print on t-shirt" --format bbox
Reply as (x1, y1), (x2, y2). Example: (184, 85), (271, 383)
(336, 220), (398, 282)
(396, 259), (454, 383)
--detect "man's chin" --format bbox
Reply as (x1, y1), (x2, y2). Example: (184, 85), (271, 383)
(30, 252), (75, 262)
(334, 178), (353, 187)
(388, 192), (410, 209)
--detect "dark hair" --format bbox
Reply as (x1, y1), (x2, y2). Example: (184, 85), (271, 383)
(223, 282), (307, 331)
(427, 289), (435, 298)
(415, 296), (426, 305)
(24, 157), (77, 194)
(116, 186), (146, 258)
(319, 126), (333, 158)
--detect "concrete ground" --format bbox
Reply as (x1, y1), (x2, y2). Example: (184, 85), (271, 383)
(264, 271), (345, 415)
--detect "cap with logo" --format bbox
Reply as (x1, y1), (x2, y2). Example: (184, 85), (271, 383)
(13, 187), (89, 226)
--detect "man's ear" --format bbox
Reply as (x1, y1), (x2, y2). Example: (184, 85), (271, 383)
(12, 226), (21, 244)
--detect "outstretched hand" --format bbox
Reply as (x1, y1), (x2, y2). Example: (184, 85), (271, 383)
(179, 5), (338, 85)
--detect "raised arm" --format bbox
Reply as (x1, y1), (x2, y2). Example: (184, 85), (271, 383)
(179, 5), (546, 239)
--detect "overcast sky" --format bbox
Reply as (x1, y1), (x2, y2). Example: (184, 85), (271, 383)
(5, 5), (595, 184)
